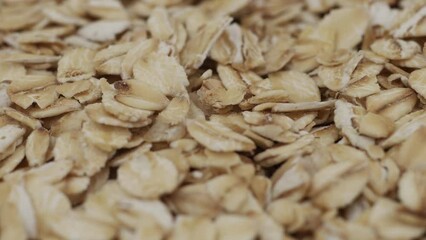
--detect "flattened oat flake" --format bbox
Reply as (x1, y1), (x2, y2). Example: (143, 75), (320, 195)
(2, 1), (426, 239)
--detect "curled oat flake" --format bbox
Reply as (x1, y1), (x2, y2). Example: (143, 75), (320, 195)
(334, 100), (384, 159)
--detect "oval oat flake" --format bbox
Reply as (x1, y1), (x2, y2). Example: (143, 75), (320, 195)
(269, 70), (320, 103)
(117, 152), (179, 199)
(78, 20), (130, 42)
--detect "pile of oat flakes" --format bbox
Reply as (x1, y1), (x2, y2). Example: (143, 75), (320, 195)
(1, 0), (426, 239)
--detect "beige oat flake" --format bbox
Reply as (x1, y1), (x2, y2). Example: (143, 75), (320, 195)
(371, 38), (421, 60)
(2, 1), (426, 239)
(181, 16), (232, 69)
(25, 128), (50, 167)
(117, 152), (179, 198)
(187, 119), (256, 152)
(57, 48), (96, 83)
(78, 20), (130, 42)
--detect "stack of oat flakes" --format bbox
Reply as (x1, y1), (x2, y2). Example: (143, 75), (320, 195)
(1, 0), (426, 239)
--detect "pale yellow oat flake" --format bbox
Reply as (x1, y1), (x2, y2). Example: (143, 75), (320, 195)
(3, 1), (426, 239)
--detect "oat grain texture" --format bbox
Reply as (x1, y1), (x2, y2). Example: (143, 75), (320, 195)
(1, 0), (426, 239)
